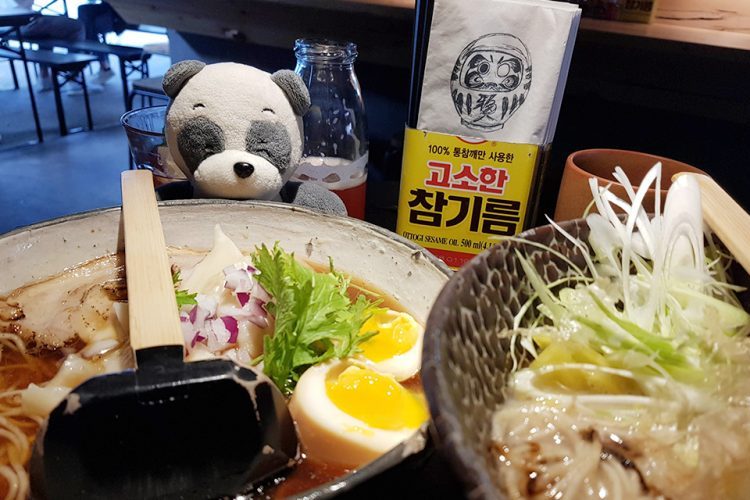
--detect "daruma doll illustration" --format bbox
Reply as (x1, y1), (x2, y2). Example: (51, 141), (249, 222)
(450, 33), (532, 131)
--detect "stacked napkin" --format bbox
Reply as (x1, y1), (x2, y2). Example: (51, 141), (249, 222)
(416, 0), (581, 146)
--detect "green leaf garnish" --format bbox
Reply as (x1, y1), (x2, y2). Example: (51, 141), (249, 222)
(252, 243), (381, 395)
(172, 270), (197, 308)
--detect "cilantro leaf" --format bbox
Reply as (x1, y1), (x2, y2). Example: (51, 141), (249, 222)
(252, 243), (381, 395)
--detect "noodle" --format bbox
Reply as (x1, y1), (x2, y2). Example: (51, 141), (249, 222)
(0, 340), (35, 500)
(492, 401), (655, 499)
(492, 361), (750, 500)
(0, 333), (71, 500)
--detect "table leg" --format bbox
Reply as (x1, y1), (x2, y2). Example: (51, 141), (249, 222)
(51, 69), (67, 136)
(15, 28), (43, 143)
(9, 60), (19, 89)
(119, 57), (129, 110)
(81, 70), (93, 131)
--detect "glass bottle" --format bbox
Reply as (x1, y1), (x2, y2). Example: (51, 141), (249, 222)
(294, 39), (368, 219)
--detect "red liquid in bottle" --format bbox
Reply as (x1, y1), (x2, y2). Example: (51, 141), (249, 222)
(331, 181), (367, 220)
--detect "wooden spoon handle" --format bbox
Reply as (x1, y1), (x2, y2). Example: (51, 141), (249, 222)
(675, 172), (750, 275)
(121, 170), (184, 351)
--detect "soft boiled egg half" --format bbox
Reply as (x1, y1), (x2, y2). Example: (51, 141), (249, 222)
(289, 360), (429, 468)
(356, 309), (423, 381)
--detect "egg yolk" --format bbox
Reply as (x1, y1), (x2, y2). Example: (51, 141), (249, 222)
(326, 366), (428, 431)
(358, 311), (420, 362)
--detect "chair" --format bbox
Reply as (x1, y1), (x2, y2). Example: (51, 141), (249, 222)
(128, 76), (168, 110)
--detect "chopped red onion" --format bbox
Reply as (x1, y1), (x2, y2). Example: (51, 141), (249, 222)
(181, 315), (195, 346)
(247, 299), (269, 328)
(191, 332), (206, 348)
(221, 316), (239, 343)
(180, 265), (271, 354)
(197, 295), (219, 315)
(206, 318), (231, 351)
(253, 284), (272, 304)
(249, 316), (269, 329)
(236, 292), (250, 307)
(223, 265), (256, 293)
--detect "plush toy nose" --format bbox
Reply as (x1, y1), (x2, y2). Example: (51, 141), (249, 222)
(233, 162), (255, 179)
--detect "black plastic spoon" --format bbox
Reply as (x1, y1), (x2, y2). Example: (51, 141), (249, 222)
(30, 170), (297, 499)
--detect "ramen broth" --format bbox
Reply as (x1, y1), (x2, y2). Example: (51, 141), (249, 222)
(486, 171), (750, 500)
(0, 348), (64, 499)
(0, 251), (425, 498)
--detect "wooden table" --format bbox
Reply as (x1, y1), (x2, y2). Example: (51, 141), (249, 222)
(0, 8), (43, 143)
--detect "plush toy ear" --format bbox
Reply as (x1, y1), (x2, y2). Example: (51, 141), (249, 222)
(162, 60), (206, 99)
(270, 70), (311, 116)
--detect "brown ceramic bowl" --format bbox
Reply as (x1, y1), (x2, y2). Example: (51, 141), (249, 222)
(553, 149), (706, 221)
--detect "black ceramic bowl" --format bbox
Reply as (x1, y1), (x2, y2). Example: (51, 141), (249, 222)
(421, 219), (592, 499)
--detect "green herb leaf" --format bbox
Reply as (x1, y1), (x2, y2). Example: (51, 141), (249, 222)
(253, 243), (381, 395)
(172, 270), (197, 308)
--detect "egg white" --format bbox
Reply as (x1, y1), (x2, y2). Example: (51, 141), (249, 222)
(289, 361), (422, 469)
(357, 310), (423, 381)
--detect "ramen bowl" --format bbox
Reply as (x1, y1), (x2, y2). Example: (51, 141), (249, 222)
(421, 214), (750, 499)
(0, 200), (452, 498)
(421, 219), (589, 499)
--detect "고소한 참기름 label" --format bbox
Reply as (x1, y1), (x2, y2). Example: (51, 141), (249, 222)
(396, 128), (541, 269)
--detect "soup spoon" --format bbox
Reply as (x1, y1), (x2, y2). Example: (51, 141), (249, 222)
(30, 170), (298, 499)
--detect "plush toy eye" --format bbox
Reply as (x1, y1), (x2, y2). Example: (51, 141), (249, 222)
(193, 103), (205, 110)
(262, 108), (275, 115)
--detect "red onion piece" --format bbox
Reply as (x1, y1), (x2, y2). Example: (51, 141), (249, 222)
(191, 332), (206, 348)
(206, 318), (231, 351)
(223, 265), (255, 293)
(236, 292), (250, 307)
(180, 313), (195, 346)
(253, 284), (272, 304)
(221, 316), (239, 343)
(246, 298), (269, 327)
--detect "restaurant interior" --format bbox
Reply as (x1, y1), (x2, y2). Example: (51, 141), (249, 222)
(1, 0), (749, 498)
(1, 0), (748, 233)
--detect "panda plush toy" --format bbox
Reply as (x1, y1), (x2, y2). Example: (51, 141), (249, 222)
(160, 60), (347, 216)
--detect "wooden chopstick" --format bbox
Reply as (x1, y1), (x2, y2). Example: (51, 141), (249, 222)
(674, 172), (750, 275)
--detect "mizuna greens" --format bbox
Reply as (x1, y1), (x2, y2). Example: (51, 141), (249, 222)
(252, 244), (382, 396)
(493, 164), (750, 499)
(172, 270), (198, 308)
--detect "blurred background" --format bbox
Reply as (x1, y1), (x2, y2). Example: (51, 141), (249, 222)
(1, 0), (748, 234)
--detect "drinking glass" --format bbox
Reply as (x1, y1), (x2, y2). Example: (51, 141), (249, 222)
(121, 106), (185, 188)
